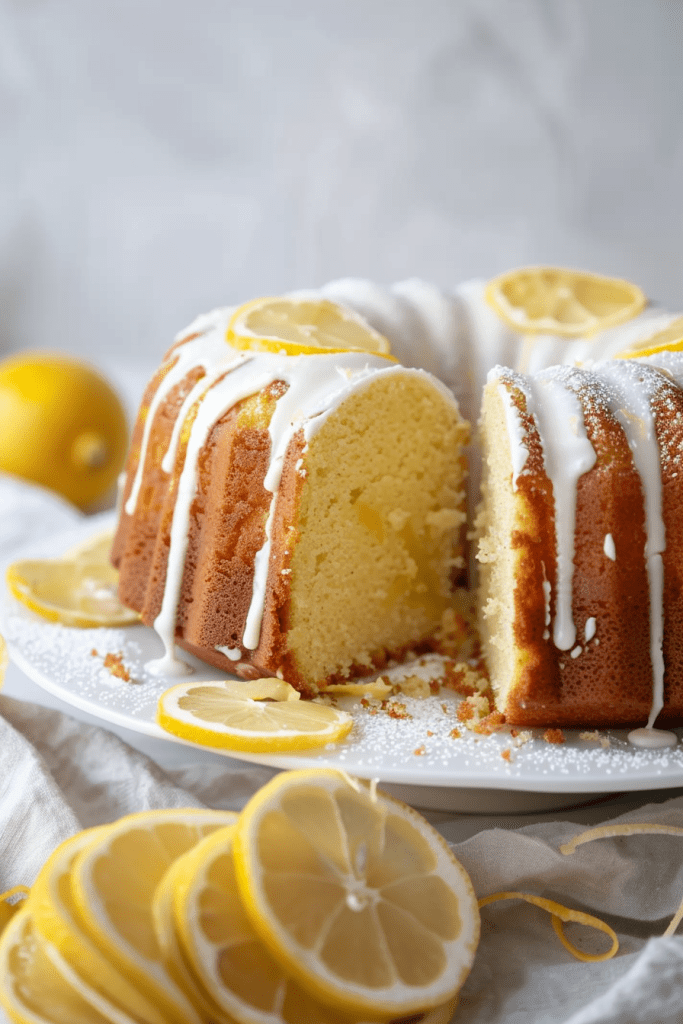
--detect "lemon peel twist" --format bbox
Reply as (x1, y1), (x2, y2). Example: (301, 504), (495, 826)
(478, 891), (619, 963)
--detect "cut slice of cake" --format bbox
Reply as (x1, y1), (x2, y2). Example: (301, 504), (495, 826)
(112, 304), (469, 694)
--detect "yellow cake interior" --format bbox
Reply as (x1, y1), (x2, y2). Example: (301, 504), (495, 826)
(286, 372), (469, 685)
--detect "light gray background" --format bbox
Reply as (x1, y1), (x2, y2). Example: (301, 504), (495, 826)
(1, 0), (682, 376)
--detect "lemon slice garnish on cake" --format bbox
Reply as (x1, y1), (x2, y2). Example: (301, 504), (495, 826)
(226, 296), (395, 358)
(615, 314), (683, 359)
(0, 906), (139, 1024)
(486, 267), (647, 337)
(6, 553), (139, 629)
(156, 679), (353, 751)
(231, 768), (480, 1019)
(69, 809), (239, 1024)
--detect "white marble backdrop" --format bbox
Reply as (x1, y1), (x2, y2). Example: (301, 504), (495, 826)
(0, 0), (681, 368)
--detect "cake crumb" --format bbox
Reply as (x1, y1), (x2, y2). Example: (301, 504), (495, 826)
(382, 700), (412, 720)
(398, 675), (431, 699)
(413, 744), (427, 756)
(91, 649), (133, 683)
(457, 693), (491, 725)
(580, 730), (611, 749)
(449, 727), (461, 739)
(474, 710), (506, 735)
(501, 748), (512, 762)
(543, 728), (566, 745)
(512, 730), (533, 748)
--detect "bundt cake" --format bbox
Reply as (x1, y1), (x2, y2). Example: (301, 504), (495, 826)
(112, 269), (683, 736)
(111, 302), (469, 694)
(477, 351), (683, 732)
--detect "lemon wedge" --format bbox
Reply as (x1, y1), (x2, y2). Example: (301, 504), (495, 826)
(30, 827), (170, 1024)
(156, 680), (353, 751)
(6, 556), (139, 629)
(232, 769), (480, 1019)
(226, 296), (394, 358)
(70, 809), (239, 1024)
(615, 314), (683, 359)
(486, 267), (647, 337)
(0, 906), (136, 1024)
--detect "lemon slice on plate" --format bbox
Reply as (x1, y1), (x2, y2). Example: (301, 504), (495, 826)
(232, 769), (480, 1019)
(615, 314), (683, 359)
(0, 906), (136, 1024)
(30, 827), (170, 1024)
(486, 267), (647, 337)
(6, 555), (138, 629)
(226, 296), (394, 358)
(156, 680), (353, 752)
(70, 809), (239, 1024)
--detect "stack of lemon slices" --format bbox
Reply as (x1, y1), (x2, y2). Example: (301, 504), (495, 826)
(0, 769), (480, 1024)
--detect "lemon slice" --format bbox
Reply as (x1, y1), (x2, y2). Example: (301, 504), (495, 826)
(70, 809), (239, 1024)
(616, 314), (683, 359)
(0, 906), (136, 1024)
(232, 769), (480, 1019)
(164, 824), (455, 1024)
(151, 863), (238, 1024)
(30, 827), (171, 1024)
(157, 681), (353, 752)
(163, 824), (340, 1024)
(226, 296), (394, 358)
(6, 554), (139, 629)
(486, 267), (647, 337)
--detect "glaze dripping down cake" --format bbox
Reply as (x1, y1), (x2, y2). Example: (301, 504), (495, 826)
(111, 304), (469, 694)
(477, 352), (683, 729)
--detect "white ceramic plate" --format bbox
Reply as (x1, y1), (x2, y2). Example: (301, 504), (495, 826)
(4, 515), (683, 813)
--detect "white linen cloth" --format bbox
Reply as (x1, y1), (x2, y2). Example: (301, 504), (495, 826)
(1, 472), (683, 1023)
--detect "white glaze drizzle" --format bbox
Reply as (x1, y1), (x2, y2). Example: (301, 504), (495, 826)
(585, 616), (596, 642)
(627, 727), (677, 749)
(525, 370), (597, 651)
(496, 378), (529, 489)
(216, 646), (242, 661)
(603, 533), (616, 560)
(125, 326), (232, 516)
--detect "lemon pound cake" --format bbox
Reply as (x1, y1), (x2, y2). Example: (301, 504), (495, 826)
(477, 353), (683, 731)
(112, 299), (469, 693)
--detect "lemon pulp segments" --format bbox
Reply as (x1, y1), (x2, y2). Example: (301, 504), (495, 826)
(485, 267), (647, 337)
(232, 769), (480, 1019)
(226, 297), (393, 358)
(156, 681), (352, 752)
(70, 809), (240, 1024)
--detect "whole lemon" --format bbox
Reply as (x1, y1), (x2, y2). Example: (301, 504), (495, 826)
(0, 352), (128, 510)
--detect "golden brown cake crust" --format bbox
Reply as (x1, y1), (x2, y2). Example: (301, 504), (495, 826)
(484, 364), (683, 728)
